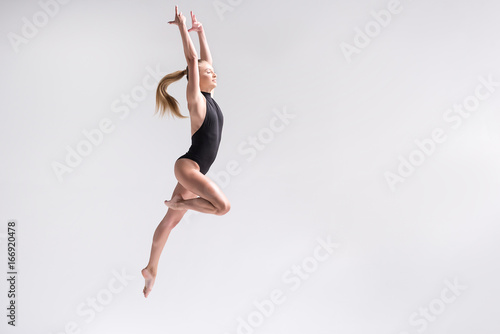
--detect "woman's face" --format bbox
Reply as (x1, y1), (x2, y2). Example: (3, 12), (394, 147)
(199, 62), (217, 91)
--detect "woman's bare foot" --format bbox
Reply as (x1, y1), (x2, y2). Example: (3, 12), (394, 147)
(142, 267), (156, 298)
(164, 193), (184, 210)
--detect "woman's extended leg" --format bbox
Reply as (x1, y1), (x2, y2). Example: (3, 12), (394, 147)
(142, 181), (197, 298)
(165, 158), (231, 215)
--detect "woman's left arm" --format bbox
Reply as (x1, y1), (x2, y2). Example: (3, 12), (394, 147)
(198, 29), (213, 65)
(188, 11), (213, 65)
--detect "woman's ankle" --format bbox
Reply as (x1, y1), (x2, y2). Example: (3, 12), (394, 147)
(144, 265), (157, 276)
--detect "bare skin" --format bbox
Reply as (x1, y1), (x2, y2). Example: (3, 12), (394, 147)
(166, 158), (230, 216)
(141, 181), (197, 298)
(142, 6), (230, 298)
(142, 160), (231, 298)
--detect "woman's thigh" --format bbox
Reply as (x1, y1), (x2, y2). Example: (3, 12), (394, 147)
(174, 158), (229, 209)
(170, 180), (198, 200)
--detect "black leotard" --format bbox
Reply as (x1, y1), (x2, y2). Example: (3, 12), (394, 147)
(177, 91), (224, 174)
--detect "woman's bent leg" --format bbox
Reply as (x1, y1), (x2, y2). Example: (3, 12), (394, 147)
(166, 158), (231, 215)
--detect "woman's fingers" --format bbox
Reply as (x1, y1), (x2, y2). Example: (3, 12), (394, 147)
(175, 6), (183, 19)
(188, 11), (201, 31)
(168, 5), (188, 26)
(169, 5), (179, 25)
(191, 11), (198, 22)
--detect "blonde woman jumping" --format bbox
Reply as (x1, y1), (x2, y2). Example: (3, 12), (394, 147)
(142, 5), (231, 298)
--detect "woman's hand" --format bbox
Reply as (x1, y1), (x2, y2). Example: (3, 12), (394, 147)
(168, 5), (186, 27)
(187, 11), (203, 33)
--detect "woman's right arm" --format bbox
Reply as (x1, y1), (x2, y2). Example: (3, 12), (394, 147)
(169, 6), (198, 60)
(169, 6), (201, 104)
(178, 23), (198, 61)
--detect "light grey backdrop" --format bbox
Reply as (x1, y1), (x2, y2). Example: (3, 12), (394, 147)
(1, 0), (499, 333)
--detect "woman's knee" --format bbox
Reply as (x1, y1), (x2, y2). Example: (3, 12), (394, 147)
(214, 199), (231, 216)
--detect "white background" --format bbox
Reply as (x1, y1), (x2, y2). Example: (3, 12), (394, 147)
(1, 0), (500, 333)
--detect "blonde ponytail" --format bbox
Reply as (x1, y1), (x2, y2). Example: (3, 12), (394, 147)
(154, 68), (189, 119)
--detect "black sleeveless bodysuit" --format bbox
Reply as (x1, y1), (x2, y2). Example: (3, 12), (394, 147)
(177, 91), (224, 174)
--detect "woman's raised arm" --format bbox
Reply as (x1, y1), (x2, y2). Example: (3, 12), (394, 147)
(188, 11), (213, 65)
(168, 5), (201, 102)
(168, 6), (198, 61)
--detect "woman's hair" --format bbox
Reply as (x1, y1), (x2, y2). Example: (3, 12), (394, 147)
(155, 59), (207, 119)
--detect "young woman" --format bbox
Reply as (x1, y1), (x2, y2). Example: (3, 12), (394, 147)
(142, 6), (231, 298)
